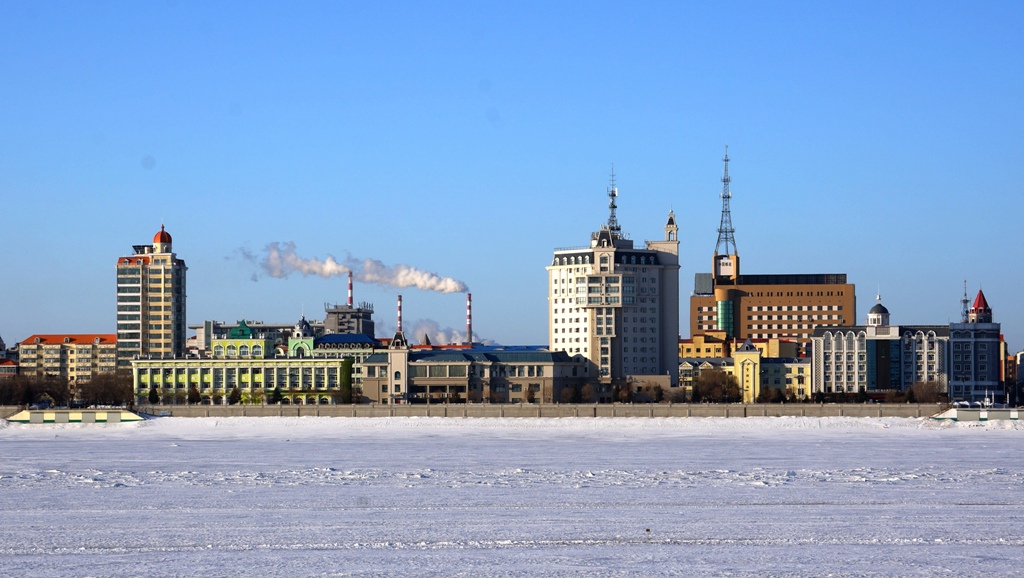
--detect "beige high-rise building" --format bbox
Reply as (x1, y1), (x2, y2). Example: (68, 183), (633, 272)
(116, 226), (188, 366)
(547, 177), (680, 395)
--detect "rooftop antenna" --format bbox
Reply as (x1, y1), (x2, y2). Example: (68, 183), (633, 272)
(606, 165), (621, 235)
(960, 280), (969, 323)
(714, 145), (737, 256)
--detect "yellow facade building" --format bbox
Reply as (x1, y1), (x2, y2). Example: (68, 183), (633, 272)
(678, 330), (801, 359)
(679, 340), (811, 403)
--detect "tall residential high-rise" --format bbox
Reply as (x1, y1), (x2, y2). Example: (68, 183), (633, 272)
(116, 226), (188, 366)
(547, 173), (680, 395)
(690, 150), (856, 344)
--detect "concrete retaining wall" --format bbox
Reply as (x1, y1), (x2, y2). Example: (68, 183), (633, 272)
(103, 403), (946, 419)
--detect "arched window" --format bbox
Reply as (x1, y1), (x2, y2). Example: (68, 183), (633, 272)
(213, 345), (224, 357)
(227, 345), (237, 357)
(239, 345), (250, 357)
(394, 371), (401, 380)
(252, 344), (263, 357)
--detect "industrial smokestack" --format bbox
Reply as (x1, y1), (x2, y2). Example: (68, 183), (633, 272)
(397, 295), (403, 333)
(347, 271), (353, 307)
(466, 293), (473, 345)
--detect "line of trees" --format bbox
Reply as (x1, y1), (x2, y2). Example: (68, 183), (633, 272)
(0, 371), (133, 407)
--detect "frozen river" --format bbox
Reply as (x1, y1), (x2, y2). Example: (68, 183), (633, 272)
(1, 416), (1022, 577)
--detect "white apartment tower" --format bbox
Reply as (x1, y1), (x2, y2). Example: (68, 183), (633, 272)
(547, 176), (680, 388)
(116, 225), (188, 366)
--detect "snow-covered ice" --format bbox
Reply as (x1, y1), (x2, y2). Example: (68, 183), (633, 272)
(1, 416), (1022, 577)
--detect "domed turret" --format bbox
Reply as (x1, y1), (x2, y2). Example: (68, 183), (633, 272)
(867, 293), (890, 327)
(153, 225), (172, 253)
(293, 316), (314, 339)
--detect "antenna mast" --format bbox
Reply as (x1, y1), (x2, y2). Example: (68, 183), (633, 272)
(961, 280), (969, 323)
(606, 166), (621, 235)
(715, 146), (737, 255)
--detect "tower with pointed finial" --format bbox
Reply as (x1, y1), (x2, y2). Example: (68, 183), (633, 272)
(968, 288), (992, 323)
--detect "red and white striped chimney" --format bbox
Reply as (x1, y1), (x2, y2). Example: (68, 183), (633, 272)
(397, 294), (403, 333)
(347, 271), (353, 307)
(466, 293), (473, 345)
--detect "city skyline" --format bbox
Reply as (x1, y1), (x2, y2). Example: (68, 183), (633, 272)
(2, 2), (1022, 350)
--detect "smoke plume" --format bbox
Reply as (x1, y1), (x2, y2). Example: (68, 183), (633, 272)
(404, 319), (495, 347)
(254, 242), (469, 293)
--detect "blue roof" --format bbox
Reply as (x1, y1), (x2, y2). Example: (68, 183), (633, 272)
(315, 334), (378, 346)
(362, 345), (574, 364)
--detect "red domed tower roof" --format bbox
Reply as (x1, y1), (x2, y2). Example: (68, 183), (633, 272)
(153, 225), (172, 244)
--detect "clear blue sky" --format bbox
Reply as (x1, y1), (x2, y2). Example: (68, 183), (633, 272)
(2, 1), (1022, 350)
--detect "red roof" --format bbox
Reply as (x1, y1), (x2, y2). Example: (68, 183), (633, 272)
(153, 224), (172, 244)
(20, 334), (117, 346)
(971, 289), (990, 311)
(118, 255), (151, 266)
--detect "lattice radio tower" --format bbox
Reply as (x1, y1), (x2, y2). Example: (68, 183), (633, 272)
(714, 146), (737, 255)
(606, 165), (621, 235)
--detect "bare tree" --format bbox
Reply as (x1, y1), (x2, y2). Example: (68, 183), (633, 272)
(909, 381), (944, 404)
(560, 384), (577, 404)
(580, 383), (595, 403)
(691, 371), (741, 403)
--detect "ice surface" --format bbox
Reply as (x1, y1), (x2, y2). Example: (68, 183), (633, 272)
(1, 416), (1022, 577)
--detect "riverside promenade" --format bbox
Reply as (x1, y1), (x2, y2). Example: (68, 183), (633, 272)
(0, 403), (946, 420)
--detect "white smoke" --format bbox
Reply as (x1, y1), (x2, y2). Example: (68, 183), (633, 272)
(262, 242), (347, 278)
(254, 242), (469, 294)
(408, 319), (466, 346)
(404, 319), (495, 347)
(357, 258), (468, 294)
